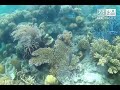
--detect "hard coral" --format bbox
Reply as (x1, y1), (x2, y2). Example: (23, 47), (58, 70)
(91, 38), (120, 74)
(44, 75), (58, 85)
(113, 36), (120, 45)
(10, 58), (21, 71)
(0, 76), (13, 85)
(29, 47), (54, 66)
(75, 16), (85, 27)
(29, 39), (79, 76)
(77, 36), (90, 51)
(68, 23), (78, 30)
(57, 30), (72, 46)
(91, 39), (111, 56)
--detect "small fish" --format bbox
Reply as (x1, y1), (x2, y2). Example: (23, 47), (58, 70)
(108, 31), (119, 36)
(68, 52), (73, 65)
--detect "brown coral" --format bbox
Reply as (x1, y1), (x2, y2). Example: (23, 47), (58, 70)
(57, 30), (72, 46)
(29, 47), (54, 66)
(29, 39), (79, 76)
(78, 36), (90, 51)
(75, 16), (84, 27)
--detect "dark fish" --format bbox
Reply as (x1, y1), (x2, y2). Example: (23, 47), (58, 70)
(108, 31), (119, 36)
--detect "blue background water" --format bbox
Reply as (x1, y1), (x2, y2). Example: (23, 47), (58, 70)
(0, 5), (32, 14)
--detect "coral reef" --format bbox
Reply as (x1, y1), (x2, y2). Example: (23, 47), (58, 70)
(91, 38), (120, 74)
(29, 47), (54, 66)
(44, 75), (58, 85)
(29, 38), (79, 76)
(1, 5), (120, 85)
(10, 58), (21, 71)
(57, 30), (72, 46)
(77, 36), (90, 51)
(75, 16), (85, 27)
(113, 36), (120, 45)
(0, 76), (13, 85)
(11, 23), (44, 58)
(68, 23), (78, 30)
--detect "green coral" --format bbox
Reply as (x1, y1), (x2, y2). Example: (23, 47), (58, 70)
(0, 76), (13, 85)
(91, 38), (120, 74)
(44, 75), (59, 85)
(78, 36), (90, 51)
(10, 58), (21, 71)
(91, 39), (111, 56)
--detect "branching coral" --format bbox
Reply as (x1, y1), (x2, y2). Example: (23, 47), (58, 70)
(91, 39), (111, 56)
(19, 74), (35, 85)
(0, 76), (13, 85)
(91, 38), (120, 74)
(67, 23), (78, 30)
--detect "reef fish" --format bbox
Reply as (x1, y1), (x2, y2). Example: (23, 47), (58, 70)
(68, 52), (73, 65)
(108, 30), (120, 36)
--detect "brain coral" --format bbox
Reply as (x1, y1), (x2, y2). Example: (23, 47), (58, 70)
(44, 75), (58, 85)
(77, 36), (90, 51)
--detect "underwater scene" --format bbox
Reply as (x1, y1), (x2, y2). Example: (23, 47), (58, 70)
(0, 5), (120, 85)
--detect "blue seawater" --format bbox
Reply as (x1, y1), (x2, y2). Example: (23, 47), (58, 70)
(0, 5), (32, 14)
